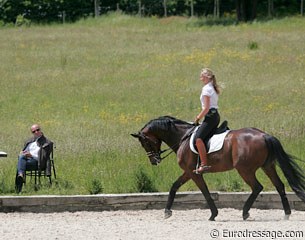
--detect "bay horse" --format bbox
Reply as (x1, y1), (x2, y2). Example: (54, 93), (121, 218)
(131, 116), (305, 221)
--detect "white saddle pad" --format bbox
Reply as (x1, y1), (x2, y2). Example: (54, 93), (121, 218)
(190, 127), (230, 154)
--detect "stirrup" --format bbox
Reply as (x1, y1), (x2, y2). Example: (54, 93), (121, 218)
(193, 165), (211, 174)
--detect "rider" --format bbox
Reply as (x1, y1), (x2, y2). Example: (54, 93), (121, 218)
(193, 68), (221, 174)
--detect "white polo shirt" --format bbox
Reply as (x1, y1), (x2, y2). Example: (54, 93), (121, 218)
(200, 82), (219, 109)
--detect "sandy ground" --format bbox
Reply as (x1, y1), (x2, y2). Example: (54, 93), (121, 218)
(0, 208), (305, 240)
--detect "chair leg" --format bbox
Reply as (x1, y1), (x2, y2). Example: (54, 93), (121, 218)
(52, 160), (56, 179)
(34, 170), (37, 185)
(24, 173), (27, 186)
(48, 176), (52, 184)
(24, 160), (55, 190)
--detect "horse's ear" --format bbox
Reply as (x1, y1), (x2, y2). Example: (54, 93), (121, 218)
(131, 133), (140, 138)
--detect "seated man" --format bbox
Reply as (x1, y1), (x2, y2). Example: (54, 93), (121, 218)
(15, 124), (53, 193)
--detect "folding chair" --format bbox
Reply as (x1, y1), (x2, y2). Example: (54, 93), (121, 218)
(24, 142), (57, 186)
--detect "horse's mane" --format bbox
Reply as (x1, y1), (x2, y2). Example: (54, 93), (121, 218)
(141, 116), (193, 132)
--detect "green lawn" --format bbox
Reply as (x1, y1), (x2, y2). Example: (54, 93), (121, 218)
(0, 13), (305, 195)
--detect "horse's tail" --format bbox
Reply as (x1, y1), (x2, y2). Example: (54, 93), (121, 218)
(264, 134), (305, 202)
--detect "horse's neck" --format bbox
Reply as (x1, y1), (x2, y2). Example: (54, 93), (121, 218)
(161, 128), (187, 152)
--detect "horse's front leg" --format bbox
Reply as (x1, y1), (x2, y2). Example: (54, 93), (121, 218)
(164, 172), (190, 219)
(191, 174), (218, 221)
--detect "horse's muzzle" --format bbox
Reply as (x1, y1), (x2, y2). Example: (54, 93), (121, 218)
(147, 152), (161, 165)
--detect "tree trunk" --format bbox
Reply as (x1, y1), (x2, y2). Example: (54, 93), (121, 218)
(236, 0), (241, 21)
(214, 0), (220, 18)
(236, 0), (257, 22)
(138, 0), (142, 17)
(94, 0), (100, 18)
(251, 0), (257, 20)
(236, 0), (246, 22)
(268, 0), (274, 18)
(163, 0), (167, 17)
(190, 0), (194, 17)
(301, 0), (304, 16)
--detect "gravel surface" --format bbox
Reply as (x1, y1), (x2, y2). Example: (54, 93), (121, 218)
(1, 208), (305, 240)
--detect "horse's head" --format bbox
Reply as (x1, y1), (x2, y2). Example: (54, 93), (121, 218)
(131, 130), (162, 165)
(132, 116), (193, 165)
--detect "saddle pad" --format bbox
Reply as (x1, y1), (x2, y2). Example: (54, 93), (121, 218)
(190, 128), (230, 154)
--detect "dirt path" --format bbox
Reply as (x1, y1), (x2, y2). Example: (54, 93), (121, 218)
(0, 208), (305, 240)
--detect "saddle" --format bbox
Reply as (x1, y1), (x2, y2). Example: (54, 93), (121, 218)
(189, 121), (230, 154)
(212, 120), (229, 135)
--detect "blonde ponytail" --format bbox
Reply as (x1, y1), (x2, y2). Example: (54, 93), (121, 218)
(201, 68), (220, 94)
(211, 76), (220, 94)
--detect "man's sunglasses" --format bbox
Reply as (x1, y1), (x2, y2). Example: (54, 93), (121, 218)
(32, 128), (40, 133)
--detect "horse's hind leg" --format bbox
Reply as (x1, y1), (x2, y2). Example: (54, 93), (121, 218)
(237, 170), (263, 220)
(262, 164), (291, 219)
(164, 172), (190, 219)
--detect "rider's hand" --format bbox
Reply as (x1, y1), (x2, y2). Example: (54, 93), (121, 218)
(194, 117), (200, 125)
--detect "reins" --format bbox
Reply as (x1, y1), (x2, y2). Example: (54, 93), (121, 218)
(160, 147), (175, 160)
(159, 124), (197, 160)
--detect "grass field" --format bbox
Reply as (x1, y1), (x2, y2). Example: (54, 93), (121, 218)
(0, 13), (305, 195)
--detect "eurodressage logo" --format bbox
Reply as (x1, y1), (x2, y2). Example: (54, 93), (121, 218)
(210, 228), (304, 239)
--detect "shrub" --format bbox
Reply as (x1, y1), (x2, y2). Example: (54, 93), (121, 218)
(135, 167), (158, 193)
(248, 41), (258, 50)
(88, 179), (104, 194)
(15, 14), (31, 27)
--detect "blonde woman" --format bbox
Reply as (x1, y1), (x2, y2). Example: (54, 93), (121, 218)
(193, 68), (221, 174)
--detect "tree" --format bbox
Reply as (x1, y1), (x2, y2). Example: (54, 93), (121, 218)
(236, 0), (257, 22)
(190, 0), (194, 17)
(214, 0), (220, 18)
(0, 0), (303, 24)
(94, 0), (100, 17)
(163, 0), (167, 17)
(268, 0), (274, 17)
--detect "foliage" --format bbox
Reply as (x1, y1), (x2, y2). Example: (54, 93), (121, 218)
(15, 14), (31, 26)
(88, 179), (104, 194)
(0, 14), (304, 196)
(0, 0), (303, 24)
(135, 167), (158, 193)
(0, 0), (94, 24)
(248, 41), (259, 50)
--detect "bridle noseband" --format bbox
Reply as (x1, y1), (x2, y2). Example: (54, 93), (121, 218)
(139, 132), (179, 164)
(139, 133), (162, 164)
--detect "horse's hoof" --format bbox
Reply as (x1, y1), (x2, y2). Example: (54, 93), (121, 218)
(209, 211), (218, 221)
(164, 209), (172, 219)
(243, 212), (250, 220)
(284, 214), (290, 220)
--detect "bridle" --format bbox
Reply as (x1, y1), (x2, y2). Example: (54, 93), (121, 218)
(139, 132), (181, 164)
(139, 133), (162, 164)
(144, 125), (198, 162)
(133, 123), (197, 165)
